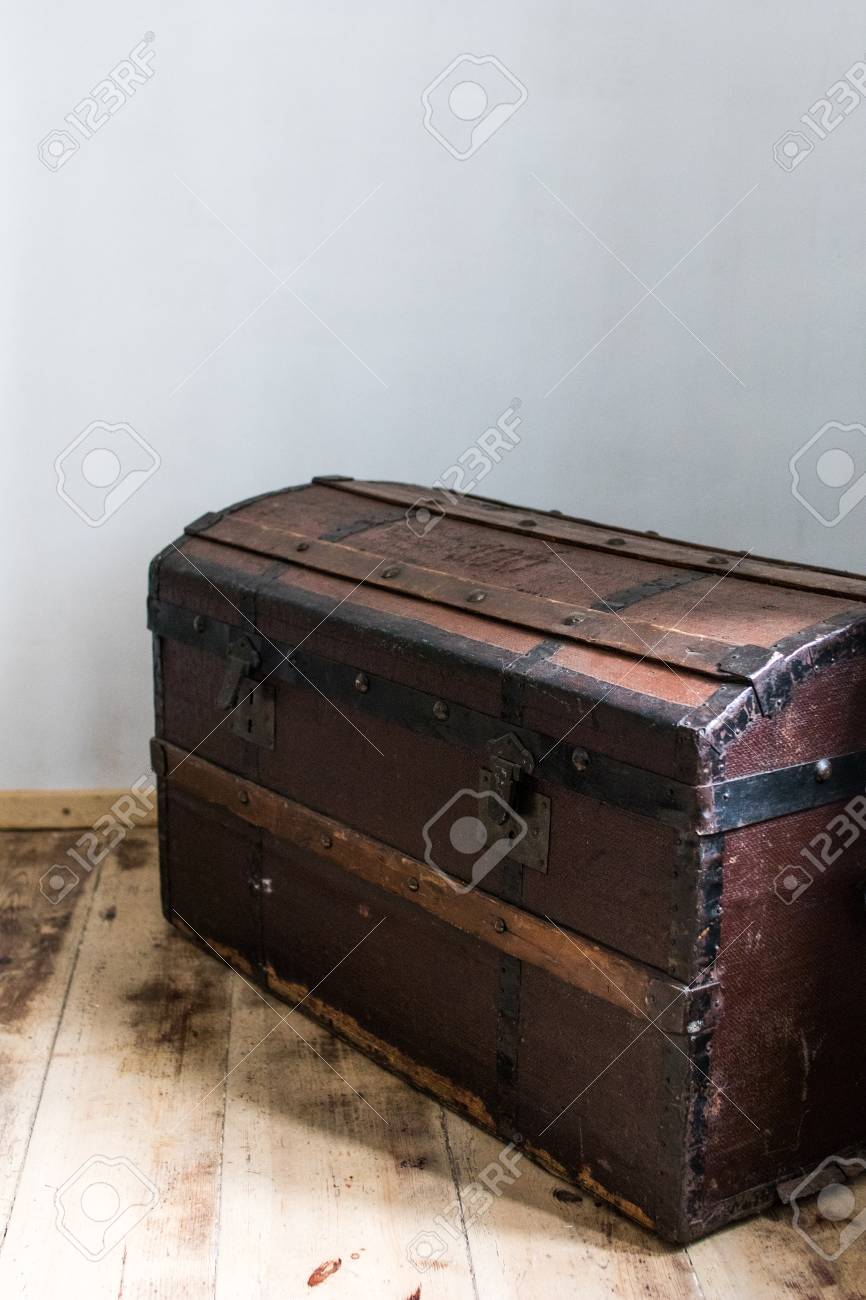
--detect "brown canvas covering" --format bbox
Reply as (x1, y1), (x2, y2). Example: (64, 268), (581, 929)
(149, 477), (866, 1241)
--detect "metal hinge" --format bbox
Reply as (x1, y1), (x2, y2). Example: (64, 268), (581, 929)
(478, 734), (550, 873)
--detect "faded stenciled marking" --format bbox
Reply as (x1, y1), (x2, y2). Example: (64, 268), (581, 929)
(307, 1258), (341, 1287)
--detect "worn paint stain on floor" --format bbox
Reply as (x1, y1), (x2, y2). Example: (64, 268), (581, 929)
(115, 833), (152, 871)
(307, 1258), (341, 1287)
(124, 974), (220, 1070)
(0, 845), (84, 1025)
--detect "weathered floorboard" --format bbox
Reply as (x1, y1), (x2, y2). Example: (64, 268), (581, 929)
(213, 981), (475, 1298)
(0, 831), (232, 1299)
(0, 832), (99, 1238)
(3, 829), (866, 1298)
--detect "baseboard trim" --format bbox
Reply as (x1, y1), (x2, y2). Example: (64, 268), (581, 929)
(0, 789), (157, 831)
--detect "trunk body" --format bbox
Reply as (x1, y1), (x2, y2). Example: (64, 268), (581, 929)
(149, 478), (866, 1241)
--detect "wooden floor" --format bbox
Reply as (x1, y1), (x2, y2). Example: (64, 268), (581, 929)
(1, 829), (863, 1299)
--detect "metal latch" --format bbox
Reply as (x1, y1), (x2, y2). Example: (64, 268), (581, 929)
(487, 733), (535, 818)
(478, 733), (550, 872)
(217, 636), (261, 709)
(216, 635), (275, 748)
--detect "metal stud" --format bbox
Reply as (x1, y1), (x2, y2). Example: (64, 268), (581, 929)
(466, 590), (487, 603)
(296, 541), (309, 552)
(562, 613), (585, 627)
(607, 537), (626, 547)
(571, 747), (589, 773)
(238, 789), (249, 805)
(815, 758), (832, 783)
(382, 565), (401, 579)
(433, 700), (449, 720)
(193, 615), (207, 633)
(354, 672), (370, 693)
(518, 518), (537, 527)
(494, 918), (507, 933)
(407, 877), (420, 892)
(321, 833), (332, 849)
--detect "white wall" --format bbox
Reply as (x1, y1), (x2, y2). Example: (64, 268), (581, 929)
(4, 1), (866, 787)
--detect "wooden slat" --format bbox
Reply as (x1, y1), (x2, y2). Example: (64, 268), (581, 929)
(0, 831), (231, 1298)
(155, 739), (692, 1030)
(198, 516), (771, 682)
(0, 790), (157, 831)
(0, 833), (99, 1237)
(213, 977), (476, 1298)
(329, 480), (866, 603)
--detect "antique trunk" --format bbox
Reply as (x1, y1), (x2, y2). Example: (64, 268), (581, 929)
(148, 476), (866, 1242)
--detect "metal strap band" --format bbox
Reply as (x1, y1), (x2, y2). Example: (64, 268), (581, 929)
(152, 738), (694, 1032)
(191, 517), (775, 686)
(149, 597), (866, 833)
(324, 480), (866, 604)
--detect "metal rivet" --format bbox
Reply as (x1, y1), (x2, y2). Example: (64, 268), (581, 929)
(466, 590), (487, 603)
(815, 758), (832, 783)
(607, 537), (626, 547)
(433, 700), (449, 720)
(518, 518), (537, 527)
(238, 789), (249, 805)
(193, 614), (207, 633)
(708, 555), (726, 564)
(354, 672), (370, 693)
(571, 747), (589, 773)
(321, 833), (332, 848)
(296, 541), (309, 552)
(562, 614), (585, 626)
(382, 565), (401, 579)
(494, 918), (507, 933)
(407, 877), (419, 891)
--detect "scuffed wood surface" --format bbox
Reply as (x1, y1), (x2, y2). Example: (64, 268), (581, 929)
(1, 828), (864, 1298)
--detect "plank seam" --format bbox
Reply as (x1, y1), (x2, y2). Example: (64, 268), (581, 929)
(0, 845), (103, 1255)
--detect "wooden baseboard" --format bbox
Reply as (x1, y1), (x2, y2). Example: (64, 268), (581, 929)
(0, 789), (157, 831)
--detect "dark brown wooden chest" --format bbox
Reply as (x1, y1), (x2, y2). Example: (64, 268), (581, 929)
(148, 477), (866, 1242)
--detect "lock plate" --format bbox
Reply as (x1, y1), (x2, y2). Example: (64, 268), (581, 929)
(229, 677), (275, 748)
(477, 771), (550, 872)
(479, 734), (550, 873)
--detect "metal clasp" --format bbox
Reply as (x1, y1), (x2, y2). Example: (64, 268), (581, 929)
(487, 734), (535, 821)
(479, 733), (550, 872)
(217, 636), (261, 710)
